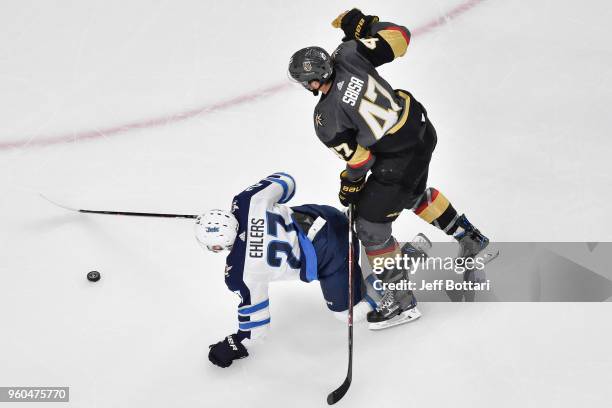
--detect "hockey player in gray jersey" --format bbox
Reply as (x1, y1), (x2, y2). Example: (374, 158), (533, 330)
(288, 9), (490, 328)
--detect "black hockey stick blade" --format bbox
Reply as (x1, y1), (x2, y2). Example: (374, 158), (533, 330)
(327, 319), (353, 404)
(327, 369), (351, 405)
(40, 194), (198, 219)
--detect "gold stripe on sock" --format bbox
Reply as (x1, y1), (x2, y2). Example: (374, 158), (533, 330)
(417, 191), (450, 223)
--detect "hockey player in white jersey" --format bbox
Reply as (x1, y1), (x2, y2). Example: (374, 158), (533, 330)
(196, 173), (402, 368)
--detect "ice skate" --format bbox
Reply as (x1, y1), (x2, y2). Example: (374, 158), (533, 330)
(455, 214), (490, 259)
(366, 236), (430, 330)
(369, 303), (422, 331)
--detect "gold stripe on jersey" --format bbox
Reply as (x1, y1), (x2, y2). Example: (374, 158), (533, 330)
(387, 91), (411, 135)
(347, 145), (372, 168)
(378, 29), (409, 57)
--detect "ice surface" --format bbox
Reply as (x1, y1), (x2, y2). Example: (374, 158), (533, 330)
(1, 1), (611, 407)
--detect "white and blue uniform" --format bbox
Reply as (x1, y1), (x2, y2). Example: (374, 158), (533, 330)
(224, 173), (366, 344)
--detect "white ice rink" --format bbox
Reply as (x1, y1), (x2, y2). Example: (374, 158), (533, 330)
(1, 0), (611, 407)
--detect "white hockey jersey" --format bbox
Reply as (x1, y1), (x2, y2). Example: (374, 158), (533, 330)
(224, 173), (311, 343)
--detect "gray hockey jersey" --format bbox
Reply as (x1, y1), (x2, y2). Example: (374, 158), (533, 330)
(313, 22), (425, 175)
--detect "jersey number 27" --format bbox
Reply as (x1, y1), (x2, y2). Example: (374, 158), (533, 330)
(266, 212), (300, 269)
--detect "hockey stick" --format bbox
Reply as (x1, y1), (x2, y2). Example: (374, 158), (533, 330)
(327, 204), (355, 405)
(40, 194), (198, 219)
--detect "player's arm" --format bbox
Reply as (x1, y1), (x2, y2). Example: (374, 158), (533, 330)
(323, 128), (376, 179)
(321, 105), (376, 179)
(230, 173), (296, 221)
(332, 8), (411, 67)
(234, 279), (271, 344)
(262, 173), (296, 205)
(236, 172), (296, 208)
(208, 260), (271, 368)
(321, 127), (374, 207)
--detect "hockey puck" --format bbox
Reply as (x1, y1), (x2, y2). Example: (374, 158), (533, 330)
(87, 271), (101, 282)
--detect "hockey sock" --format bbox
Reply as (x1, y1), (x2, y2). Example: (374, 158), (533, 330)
(413, 187), (462, 236)
(364, 236), (401, 276)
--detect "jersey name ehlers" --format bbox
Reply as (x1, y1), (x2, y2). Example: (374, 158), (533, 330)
(249, 218), (265, 258)
(342, 76), (364, 106)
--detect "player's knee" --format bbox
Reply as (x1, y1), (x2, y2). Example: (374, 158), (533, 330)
(355, 217), (392, 247)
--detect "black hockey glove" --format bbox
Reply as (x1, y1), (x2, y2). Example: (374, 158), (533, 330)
(208, 334), (249, 368)
(332, 8), (379, 41)
(339, 170), (365, 207)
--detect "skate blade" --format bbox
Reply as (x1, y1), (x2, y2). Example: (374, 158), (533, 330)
(412, 233), (432, 252)
(480, 249), (500, 265)
(368, 308), (422, 331)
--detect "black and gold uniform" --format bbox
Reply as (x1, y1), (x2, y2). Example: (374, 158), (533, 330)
(313, 25), (435, 223)
(288, 9), (490, 325)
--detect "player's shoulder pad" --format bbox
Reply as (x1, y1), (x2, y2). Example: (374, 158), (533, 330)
(333, 40), (374, 75)
(264, 172), (296, 204)
(332, 41), (358, 64)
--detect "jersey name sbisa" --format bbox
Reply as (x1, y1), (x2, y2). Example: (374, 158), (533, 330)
(342, 76), (364, 106)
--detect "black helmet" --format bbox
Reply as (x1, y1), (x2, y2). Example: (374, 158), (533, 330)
(288, 46), (333, 94)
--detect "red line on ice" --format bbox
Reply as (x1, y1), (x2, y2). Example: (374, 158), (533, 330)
(412, 0), (486, 36)
(0, 0), (485, 151)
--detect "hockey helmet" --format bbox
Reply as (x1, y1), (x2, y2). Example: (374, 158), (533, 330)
(288, 46), (333, 94)
(195, 209), (239, 252)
